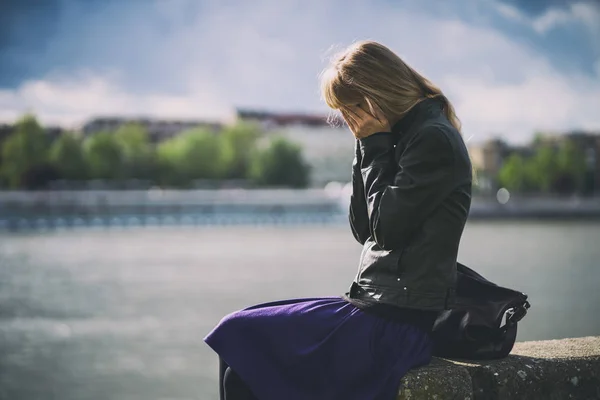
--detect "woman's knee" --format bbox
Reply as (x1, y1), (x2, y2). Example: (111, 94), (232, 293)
(223, 367), (257, 399)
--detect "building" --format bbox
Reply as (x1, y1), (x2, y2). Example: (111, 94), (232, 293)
(81, 117), (223, 142)
(468, 138), (538, 193)
(236, 109), (353, 187)
(279, 125), (355, 187)
(468, 138), (509, 178)
(236, 109), (335, 129)
(468, 138), (516, 193)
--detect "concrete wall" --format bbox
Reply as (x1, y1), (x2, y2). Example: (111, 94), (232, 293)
(398, 336), (600, 399)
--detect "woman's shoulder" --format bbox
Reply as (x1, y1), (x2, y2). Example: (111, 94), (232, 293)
(395, 121), (471, 181)
(398, 122), (456, 162)
(410, 117), (461, 145)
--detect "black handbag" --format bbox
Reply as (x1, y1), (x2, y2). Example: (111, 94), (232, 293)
(430, 262), (530, 360)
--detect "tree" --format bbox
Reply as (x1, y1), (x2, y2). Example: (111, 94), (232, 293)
(157, 128), (225, 186)
(49, 133), (88, 180)
(219, 122), (261, 179)
(156, 134), (187, 186)
(249, 136), (310, 188)
(532, 132), (547, 147)
(0, 114), (50, 188)
(497, 153), (532, 193)
(0, 125), (13, 182)
(555, 139), (587, 194)
(114, 123), (156, 180)
(21, 163), (61, 189)
(84, 132), (125, 180)
(529, 145), (557, 193)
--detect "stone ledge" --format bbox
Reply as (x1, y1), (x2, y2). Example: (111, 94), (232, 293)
(398, 336), (600, 400)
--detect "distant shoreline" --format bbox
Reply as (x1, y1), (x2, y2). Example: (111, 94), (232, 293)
(1, 190), (599, 231)
(468, 198), (600, 220)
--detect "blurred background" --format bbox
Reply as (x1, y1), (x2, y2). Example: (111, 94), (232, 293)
(1, 0), (599, 399)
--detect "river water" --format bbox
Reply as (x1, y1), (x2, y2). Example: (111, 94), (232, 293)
(1, 221), (599, 400)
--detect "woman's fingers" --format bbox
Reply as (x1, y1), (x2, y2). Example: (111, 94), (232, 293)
(348, 109), (363, 128)
(342, 109), (358, 129)
(346, 102), (390, 138)
(343, 103), (389, 138)
(341, 109), (358, 133)
(346, 107), (367, 134)
(350, 105), (369, 121)
(371, 102), (386, 123)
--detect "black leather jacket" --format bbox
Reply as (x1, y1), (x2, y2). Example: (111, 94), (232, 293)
(346, 97), (472, 311)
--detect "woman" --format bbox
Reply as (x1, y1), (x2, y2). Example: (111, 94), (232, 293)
(204, 40), (472, 400)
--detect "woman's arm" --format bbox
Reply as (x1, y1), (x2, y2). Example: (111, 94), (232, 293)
(349, 139), (371, 245)
(358, 127), (456, 250)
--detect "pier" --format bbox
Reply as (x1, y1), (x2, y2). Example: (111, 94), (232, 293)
(398, 336), (600, 399)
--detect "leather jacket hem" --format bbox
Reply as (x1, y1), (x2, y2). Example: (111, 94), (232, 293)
(348, 282), (456, 311)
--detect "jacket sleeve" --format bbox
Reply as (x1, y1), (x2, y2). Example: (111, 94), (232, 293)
(359, 127), (456, 250)
(349, 139), (371, 244)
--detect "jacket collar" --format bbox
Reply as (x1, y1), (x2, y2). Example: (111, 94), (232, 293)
(391, 97), (444, 135)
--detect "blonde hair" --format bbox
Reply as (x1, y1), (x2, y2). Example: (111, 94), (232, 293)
(320, 40), (461, 132)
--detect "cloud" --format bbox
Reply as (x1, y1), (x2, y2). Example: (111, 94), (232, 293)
(0, 0), (598, 143)
(0, 71), (234, 128)
(444, 67), (600, 142)
(426, 14), (600, 143)
(493, 1), (600, 35)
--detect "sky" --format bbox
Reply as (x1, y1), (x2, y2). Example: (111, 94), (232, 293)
(0, 0), (599, 143)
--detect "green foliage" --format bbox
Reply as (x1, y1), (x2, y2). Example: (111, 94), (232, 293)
(0, 116), (312, 189)
(114, 123), (156, 180)
(157, 128), (225, 186)
(84, 131), (125, 180)
(555, 140), (587, 193)
(220, 122), (261, 179)
(5, 114), (590, 193)
(497, 139), (588, 195)
(115, 123), (149, 159)
(498, 154), (532, 192)
(529, 146), (557, 193)
(557, 141), (586, 178)
(49, 133), (88, 180)
(532, 132), (547, 147)
(249, 136), (310, 188)
(0, 114), (49, 188)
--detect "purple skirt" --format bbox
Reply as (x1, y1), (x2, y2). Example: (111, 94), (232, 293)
(204, 296), (433, 400)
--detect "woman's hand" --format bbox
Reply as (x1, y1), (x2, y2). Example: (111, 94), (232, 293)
(341, 103), (390, 139)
